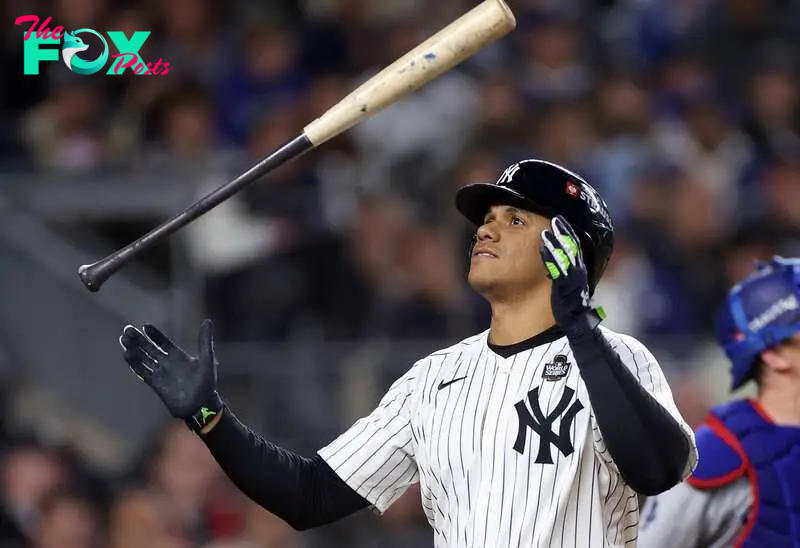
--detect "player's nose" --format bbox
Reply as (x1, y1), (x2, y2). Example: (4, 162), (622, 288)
(476, 222), (498, 242)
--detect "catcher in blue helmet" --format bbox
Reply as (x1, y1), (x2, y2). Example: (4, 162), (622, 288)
(638, 256), (800, 548)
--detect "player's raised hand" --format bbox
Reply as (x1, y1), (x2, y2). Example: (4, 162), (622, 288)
(119, 319), (223, 432)
(540, 215), (604, 337)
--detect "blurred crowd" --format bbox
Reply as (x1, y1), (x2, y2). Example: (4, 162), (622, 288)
(1, 0), (800, 545)
(0, 419), (436, 548)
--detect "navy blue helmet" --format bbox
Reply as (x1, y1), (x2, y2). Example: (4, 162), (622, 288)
(455, 159), (614, 293)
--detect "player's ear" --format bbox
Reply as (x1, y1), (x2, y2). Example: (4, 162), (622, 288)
(760, 347), (792, 375)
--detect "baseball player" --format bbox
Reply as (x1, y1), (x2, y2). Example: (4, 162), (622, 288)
(119, 159), (697, 547)
(638, 256), (800, 548)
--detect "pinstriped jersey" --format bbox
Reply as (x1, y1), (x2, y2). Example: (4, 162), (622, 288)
(318, 326), (698, 547)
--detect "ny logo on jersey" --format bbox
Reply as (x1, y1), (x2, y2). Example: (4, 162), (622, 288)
(512, 386), (584, 464)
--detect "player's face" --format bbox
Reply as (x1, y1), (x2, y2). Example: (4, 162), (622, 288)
(467, 205), (551, 297)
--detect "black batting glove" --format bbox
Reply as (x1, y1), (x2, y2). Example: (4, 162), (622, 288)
(119, 319), (223, 433)
(539, 216), (605, 338)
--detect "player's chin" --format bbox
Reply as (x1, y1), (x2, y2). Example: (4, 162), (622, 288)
(467, 263), (498, 291)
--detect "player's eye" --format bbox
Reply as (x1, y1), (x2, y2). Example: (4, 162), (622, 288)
(510, 216), (525, 226)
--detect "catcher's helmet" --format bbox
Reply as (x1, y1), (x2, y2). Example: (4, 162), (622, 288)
(716, 256), (800, 390)
(455, 159), (614, 294)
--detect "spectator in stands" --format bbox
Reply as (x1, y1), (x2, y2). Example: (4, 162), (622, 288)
(26, 488), (98, 548)
(111, 421), (223, 547)
(216, 22), (309, 147)
(587, 73), (655, 226)
(20, 79), (106, 173)
(202, 502), (300, 548)
(742, 63), (800, 164)
(146, 83), (228, 173)
(0, 440), (67, 546)
(518, 11), (593, 104)
(153, 0), (227, 92)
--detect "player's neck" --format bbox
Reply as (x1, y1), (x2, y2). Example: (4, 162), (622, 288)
(757, 377), (800, 426)
(488, 293), (556, 346)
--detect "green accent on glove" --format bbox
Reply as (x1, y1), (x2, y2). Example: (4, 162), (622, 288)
(187, 391), (224, 433)
(563, 235), (579, 260)
(200, 406), (217, 423)
(546, 261), (560, 279)
(554, 248), (571, 271)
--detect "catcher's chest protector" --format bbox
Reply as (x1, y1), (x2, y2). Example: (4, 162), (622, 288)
(688, 399), (800, 547)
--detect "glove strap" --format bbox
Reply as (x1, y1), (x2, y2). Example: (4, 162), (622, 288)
(186, 391), (224, 433)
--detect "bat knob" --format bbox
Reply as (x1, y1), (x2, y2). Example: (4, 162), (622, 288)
(78, 263), (102, 292)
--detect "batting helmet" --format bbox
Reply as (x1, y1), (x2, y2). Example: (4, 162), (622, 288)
(716, 256), (800, 390)
(455, 159), (614, 293)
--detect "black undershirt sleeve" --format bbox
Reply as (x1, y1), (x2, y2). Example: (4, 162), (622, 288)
(198, 406), (370, 530)
(568, 328), (691, 496)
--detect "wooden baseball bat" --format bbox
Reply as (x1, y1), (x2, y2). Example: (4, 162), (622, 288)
(78, 0), (516, 292)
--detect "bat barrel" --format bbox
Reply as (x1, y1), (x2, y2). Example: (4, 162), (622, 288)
(303, 0), (515, 147)
(77, 134), (313, 292)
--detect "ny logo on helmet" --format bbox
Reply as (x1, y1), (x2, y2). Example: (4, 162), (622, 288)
(497, 163), (521, 186)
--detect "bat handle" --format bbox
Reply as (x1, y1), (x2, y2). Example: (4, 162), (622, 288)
(78, 134), (313, 292)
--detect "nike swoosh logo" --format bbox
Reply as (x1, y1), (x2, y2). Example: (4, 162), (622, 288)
(438, 376), (467, 390)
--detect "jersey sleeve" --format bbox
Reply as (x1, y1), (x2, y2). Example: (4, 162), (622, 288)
(637, 478), (753, 547)
(592, 332), (698, 478)
(317, 360), (424, 514)
(637, 482), (709, 547)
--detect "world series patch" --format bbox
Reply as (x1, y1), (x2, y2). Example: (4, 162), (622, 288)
(543, 355), (571, 381)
